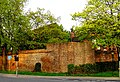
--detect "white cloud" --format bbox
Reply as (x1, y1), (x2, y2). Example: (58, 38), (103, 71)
(24, 0), (88, 31)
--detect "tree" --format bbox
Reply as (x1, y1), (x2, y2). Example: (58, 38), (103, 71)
(26, 8), (60, 29)
(0, 0), (31, 52)
(0, 0), (31, 70)
(27, 23), (70, 49)
(72, 0), (120, 50)
(24, 8), (69, 49)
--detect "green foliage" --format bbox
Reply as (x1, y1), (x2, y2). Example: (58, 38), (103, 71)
(67, 64), (74, 75)
(83, 64), (97, 74)
(96, 61), (118, 72)
(0, 70), (118, 77)
(0, 0), (70, 52)
(30, 23), (70, 49)
(72, 0), (120, 48)
(68, 62), (118, 75)
(24, 8), (70, 49)
(74, 64), (97, 74)
(26, 8), (60, 29)
(0, 0), (30, 53)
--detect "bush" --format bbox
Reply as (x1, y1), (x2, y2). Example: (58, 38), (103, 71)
(96, 61), (118, 72)
(68, 63), (97, 74)
(67, 62), (118, 75)
(83, 64), (97, 74)
(67, 64), (74, 75)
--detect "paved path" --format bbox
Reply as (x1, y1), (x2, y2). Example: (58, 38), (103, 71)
(0, 73), (120, 82)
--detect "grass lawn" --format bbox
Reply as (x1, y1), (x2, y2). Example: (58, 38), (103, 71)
(0, 70), (119, 77)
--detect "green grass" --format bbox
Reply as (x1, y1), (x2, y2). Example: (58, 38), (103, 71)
(18, 71), (66, 76)
(0, 70), (16, 74)
(0, 70), (119, 77)
(91, 71), (119, 77)
(69, 71), (118, 77)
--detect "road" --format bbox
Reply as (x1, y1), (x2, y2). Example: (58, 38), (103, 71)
(0, 76), (120, 82)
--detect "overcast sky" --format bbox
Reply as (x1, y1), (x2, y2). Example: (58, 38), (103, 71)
(24, 0), (88, 31)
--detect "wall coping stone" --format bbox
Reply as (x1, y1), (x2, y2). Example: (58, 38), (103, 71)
(19, 49), (52, 54)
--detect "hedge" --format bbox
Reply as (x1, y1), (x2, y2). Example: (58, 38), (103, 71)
(67, 61), (118, 74)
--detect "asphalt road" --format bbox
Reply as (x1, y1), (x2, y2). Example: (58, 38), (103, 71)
(0, 76), (120, 82)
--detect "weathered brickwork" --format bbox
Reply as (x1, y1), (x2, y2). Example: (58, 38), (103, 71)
(46, 41), (95, 72)
(0, 56), (2, 70)
(10, 49), (53, 72)
(0, 42), (118, 73)
(95, 51), (118, 62)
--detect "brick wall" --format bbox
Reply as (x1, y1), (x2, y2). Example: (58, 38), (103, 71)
(1, 42), (118, 73)
(46, 41), (95, 72)
(4, 42), (95, 72)
(7, 49), (53, 72)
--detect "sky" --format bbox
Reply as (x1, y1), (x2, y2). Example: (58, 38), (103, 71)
(24, 0), (88, 31)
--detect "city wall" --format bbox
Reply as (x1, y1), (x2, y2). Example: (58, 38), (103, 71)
(0, 41), (118, 72)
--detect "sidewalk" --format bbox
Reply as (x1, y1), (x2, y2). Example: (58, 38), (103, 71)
(0, 73), (120, 81)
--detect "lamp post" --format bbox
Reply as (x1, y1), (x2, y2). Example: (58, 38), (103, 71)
(118, 47), (120, 77)
(14, 52), (19, 77)
(111, 51), (114, 61)
(111, 51), (114, 76)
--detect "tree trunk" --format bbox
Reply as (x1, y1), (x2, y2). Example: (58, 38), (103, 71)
(2, 46), (7, 71)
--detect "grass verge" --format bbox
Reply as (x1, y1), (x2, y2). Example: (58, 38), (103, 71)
(0, 70), (118, 77)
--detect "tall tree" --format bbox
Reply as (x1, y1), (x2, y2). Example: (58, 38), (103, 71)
(0, 0), (30, 70)
(72, 0), (120, 49)
(26, 8), (60, 29)
(26, 23), (70, 49)
(24, 8), (69, 49)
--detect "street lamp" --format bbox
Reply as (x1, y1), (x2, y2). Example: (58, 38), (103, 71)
(14, 53), (19, 61)
(14, 52), (19, 77)
(118, 48), (120, 77)
(111, 51), (114, 61)
(111, 51), (114, 76)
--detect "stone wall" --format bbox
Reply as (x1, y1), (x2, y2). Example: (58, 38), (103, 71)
(7, 49), (53, 72)
(4, 42), (95, 72)
(47, 41), (95, 72)
(0, 42), (118, 73)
